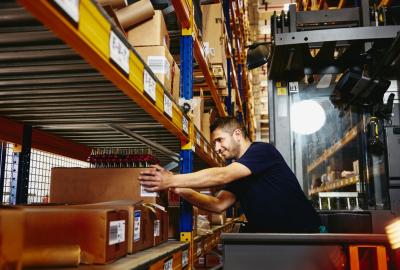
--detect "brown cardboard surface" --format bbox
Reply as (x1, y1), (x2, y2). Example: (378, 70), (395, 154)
(23, 207), (128, 264)
(116, 0), (154, 30)
(50, 168), (162, 206)
(167, 206), (180, 240)
(145, 204), (168, 246)
(211, 212), (226, 225)
(127, 10), (169, 48)
(202, 112), (211, 142)
(135, 45), (174, 93)
(97, 0), (127, 9)
(201, 3), (226, 65)
(192, 93), (204, 130)
(171, 62), (180, 102)
(0, 207), (24, 270)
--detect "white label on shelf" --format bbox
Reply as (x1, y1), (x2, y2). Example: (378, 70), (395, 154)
(182, 249), (189, 267)
(143, 70), (156, 102)
(196, 132), (201, 145)
(109, 31), (130, 74)
(288, 81), (299, 93)
(148, 56), (170, 79)
(164, 258), (173, 270)
(134, 210), (141, 242)
(182, 116), (188, 134)
(154, 220), (160, 237)
(199, 256), (205, 264)
(53, 0), (80, 23)
(163, 93), (173, 118)
(109, 220), (125, 245)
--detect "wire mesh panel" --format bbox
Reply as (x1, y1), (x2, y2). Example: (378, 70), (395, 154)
(1, 141), (89, 204)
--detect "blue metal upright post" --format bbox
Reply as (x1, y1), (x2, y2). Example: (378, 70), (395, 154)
(180, 4), (194, 255)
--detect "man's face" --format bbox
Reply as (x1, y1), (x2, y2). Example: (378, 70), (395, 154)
(211, 128), (241, 160)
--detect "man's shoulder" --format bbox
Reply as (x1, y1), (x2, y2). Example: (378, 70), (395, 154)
(250, 142), (276, 152)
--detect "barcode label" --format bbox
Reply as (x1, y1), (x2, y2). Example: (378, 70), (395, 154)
(144, 70), (156, 102)
(196, 132), (201, 145)
(148, 56), (170, 79)
(53, 0), (80, 23)
(154, 220), (160, 237)
(134, 210), (141, 242)
(109, 220), (125, 245)
(164, 93), (172, 118)
(182, 116), (188, 134)
(182, 249), (189, 267)
(140, 184), (158, 197)
(109, 31), (130, 74)
(164, 258), (173, 270)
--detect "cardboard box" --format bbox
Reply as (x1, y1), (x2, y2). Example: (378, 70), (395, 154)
(171, 63), (180, 102)
(135, 45), (174, 93)
(127, 10), (169, 48)
(64, 200), (154, 254)
(23, 207), (129, 264)
(167, 206), (180, 240)
(192, 94), (204, 130)
(0, 207), (24, 270)
(50, 168), (166, 206)
(201, 3), (226, 65)
(211, 212), (226, 225)
(202, 112), (211, 142)
(146, 204), (168, 246)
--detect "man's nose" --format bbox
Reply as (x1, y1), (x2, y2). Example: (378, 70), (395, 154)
(214, 142), (222, 153)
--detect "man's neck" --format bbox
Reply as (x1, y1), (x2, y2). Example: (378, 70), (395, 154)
(238, 139), (252, 159)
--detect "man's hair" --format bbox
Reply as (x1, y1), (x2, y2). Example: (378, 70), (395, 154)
(210, 117), (248, 137)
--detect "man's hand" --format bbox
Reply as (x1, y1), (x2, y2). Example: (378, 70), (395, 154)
(139, 164), (174, 192)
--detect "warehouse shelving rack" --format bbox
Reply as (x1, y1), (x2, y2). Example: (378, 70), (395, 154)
(0, 0), (242, 268)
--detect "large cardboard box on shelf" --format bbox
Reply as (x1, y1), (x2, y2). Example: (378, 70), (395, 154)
(23, 207), (129, 264)
(127, 10), (169, 48)
(0, 207), (24, 270)
(63, 200), (155, 254)
(201, 3), (226, 70)
(50, 168), (167, 207)
(146, 203), (168, 247)
(135, 45), (175, 93)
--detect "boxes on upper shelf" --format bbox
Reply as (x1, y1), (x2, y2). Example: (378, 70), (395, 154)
(202, 111), (211, 143)
(127, 10), (170, 48)
(192, 91), (205, 130)
(135, 45), (176, 94)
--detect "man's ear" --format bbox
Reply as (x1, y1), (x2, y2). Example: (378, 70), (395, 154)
(233, 128), (242, 138)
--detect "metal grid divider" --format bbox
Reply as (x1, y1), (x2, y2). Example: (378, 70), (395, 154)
(1, 141), (89, 204)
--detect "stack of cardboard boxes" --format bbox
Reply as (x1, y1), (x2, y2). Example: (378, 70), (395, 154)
(126, 9), (180, 102)
(201, 3), (228, 98)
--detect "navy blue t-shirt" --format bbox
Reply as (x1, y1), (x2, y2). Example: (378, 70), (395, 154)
(223, 142), (321, 233)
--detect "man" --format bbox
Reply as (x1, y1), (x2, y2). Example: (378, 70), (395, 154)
(139, 117), (321, 233)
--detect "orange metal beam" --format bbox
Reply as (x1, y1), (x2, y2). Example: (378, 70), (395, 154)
(338, 0), (346, 8)
(0, 116), (91, 161)
(171, 0), (191, 29)
(193, 38), (227, 117)
(19, 0), (188, 144)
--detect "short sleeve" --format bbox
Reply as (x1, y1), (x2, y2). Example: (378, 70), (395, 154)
(236, 143), (279, 175)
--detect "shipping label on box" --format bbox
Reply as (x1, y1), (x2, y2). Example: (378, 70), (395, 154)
(147, 56), (171, 80)
(109, 220), (126, 245)
(134, 210), (141, 242)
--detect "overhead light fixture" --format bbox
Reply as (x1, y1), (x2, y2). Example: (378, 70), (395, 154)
(246, 42), (271, 70)
(290, 100), (326, 135)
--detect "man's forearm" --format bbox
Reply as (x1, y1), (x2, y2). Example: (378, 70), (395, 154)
(177, 188), (223, 213)
(168, 167), (227, 189)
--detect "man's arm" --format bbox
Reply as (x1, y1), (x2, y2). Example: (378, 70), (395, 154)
(173, 188), (236, 214)
(139, 162), (251, 191)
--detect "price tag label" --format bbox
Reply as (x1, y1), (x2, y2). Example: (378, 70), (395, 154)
(182, 116), (188, 134)
(182, 250), (189, 267)
(163, 258), (173, 270)
(288, 81), (299, 93)
(144, 70), (156, 102)
(53, 0), (80, 23)
(109, 31), (129, 74)
(163, 93), (172, 118)
(196, 132), (201, 145)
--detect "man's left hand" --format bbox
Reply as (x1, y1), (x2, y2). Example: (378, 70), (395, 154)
(139, 165), (173, 191)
